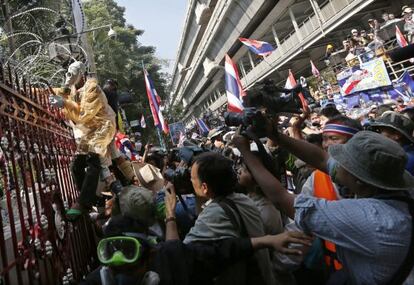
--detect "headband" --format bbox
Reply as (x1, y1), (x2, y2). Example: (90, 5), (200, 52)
(323, 123), (359, 137)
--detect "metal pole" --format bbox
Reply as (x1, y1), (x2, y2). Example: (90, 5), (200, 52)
(156, 127), (166, 150)
(2, 0), (16, 53)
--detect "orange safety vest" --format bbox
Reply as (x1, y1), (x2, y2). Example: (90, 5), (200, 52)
(313, 170), (343, 271)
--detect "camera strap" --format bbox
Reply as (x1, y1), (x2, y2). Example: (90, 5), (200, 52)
(177, 194), (197, 222)
(214, 196), (248, 237)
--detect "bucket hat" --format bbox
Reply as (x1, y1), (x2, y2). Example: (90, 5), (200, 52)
(328, 131), (414, 191)
(370, 111), (414, 143)
(118, 185), (155, 226)
(207, 128), (224, 140)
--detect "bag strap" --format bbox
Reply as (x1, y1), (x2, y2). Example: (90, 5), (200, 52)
(377, 195), (414, 285)
(214, 196), (248, 237)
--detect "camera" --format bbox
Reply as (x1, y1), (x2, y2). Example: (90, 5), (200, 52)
(224, 108), (268, 137)
(164, 167), (193, 195)
(163, 146), (209, 195)
(243, 79), (315, 114)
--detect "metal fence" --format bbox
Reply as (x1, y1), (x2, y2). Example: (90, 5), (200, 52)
(0, 63), (97, 285)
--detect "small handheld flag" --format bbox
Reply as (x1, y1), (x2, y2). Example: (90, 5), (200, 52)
(285, 69), (308, 109)
(140, 114), (146, 128)
(239, 38), (275, 56)
(196, 118), (210, 135)
(310, 60), (320, 78)
(396, 26), (408, 48)
(225, 54), (245, 113)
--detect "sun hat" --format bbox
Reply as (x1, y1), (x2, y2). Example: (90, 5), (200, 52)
(223, 131), (236, 142)
(207, 128), (224, 140)
(118, 185), (155, 226)
(403, 7), (412, 15)
(328, 131), (414, 191)
(370, 111), (414, 143)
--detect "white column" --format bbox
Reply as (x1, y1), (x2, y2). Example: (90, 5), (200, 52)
(309, 0), (325, 22)
(248, 52), (255, 69)
(288, 8), (303, 41)
(239, 62), (247, 78)
(272, 25), (284, 54)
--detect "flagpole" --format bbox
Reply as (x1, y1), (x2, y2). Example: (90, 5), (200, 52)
(142, 60), (166, 150)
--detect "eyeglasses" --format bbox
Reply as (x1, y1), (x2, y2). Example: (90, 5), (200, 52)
(97, 236), (141, 266)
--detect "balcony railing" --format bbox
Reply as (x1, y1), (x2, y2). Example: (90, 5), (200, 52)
(239, 0), (373, 87)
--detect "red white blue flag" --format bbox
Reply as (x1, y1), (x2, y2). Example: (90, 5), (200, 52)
(140, 114), (146, 128)
(143, 68), (169, 134)
(225, 54), (245, 113)
(239, 38), (275, 56)
(396, 26), (408, 48)
(285, 69), (308, 109)
(195, 118), (210, 135)
(310, 60), (320, 78)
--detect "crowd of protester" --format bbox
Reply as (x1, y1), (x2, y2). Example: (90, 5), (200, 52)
(44, 6), (414, 283)
(324, 5), (414, 68)
(47, 61), (414, 285)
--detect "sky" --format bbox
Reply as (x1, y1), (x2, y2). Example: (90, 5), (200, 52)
(115, 0), (188, 73)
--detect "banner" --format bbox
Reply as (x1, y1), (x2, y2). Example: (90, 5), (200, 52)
(130, 120), (140, 127)
(169, 122), (186, 146)
(337, 58), (391, 96)
(390, 71), (414, 101)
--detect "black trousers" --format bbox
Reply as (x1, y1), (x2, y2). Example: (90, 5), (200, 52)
(71, 153), (101, 208)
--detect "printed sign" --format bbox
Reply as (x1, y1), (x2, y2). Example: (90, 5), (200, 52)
(337, 58), (392, 96)
(168, 122), (186, 146)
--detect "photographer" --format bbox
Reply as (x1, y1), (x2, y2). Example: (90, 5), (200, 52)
(164, 152), (276, 285)
(83, 175), (312, 285)
(232, 122), (414, 284)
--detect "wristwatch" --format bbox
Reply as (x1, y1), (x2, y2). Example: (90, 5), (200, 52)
(164, 216), (176, 224)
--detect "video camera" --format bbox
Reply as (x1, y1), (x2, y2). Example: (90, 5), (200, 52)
(163, 145), (208, 195)
(164, 167), (193, 195)
(224, 108), (268, 137)
(224, 80), (315, 135)
(244, 79), (314, 114)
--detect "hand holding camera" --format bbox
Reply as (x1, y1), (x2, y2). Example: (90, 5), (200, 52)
(164, 182), (177, 219)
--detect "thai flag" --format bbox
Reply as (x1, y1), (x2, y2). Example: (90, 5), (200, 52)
(143, 68), (169, 134)
(239, 38), (274, 56)
(396, 26), (408, 47)
(196, 118), (210, 135)
(225, 54), (245, 113)
(140, 114), (146, 128)
(285, 69), (308, 109)
(177, 131), (186, 147)
(310, 60), (320, 77)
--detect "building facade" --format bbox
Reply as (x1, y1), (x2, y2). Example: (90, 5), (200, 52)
(170, 0), (411, 126)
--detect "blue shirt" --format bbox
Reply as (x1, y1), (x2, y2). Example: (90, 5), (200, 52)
(294, 189), (412, 284)
(403, 144), (414, 175)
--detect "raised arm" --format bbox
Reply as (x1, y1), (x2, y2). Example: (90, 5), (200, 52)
(232, 132), (296, 218)
(268, 125), (329, 173)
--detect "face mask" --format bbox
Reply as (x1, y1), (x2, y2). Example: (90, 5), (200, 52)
(64, 61), (85, 86)
(65, 70), (82, 86)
